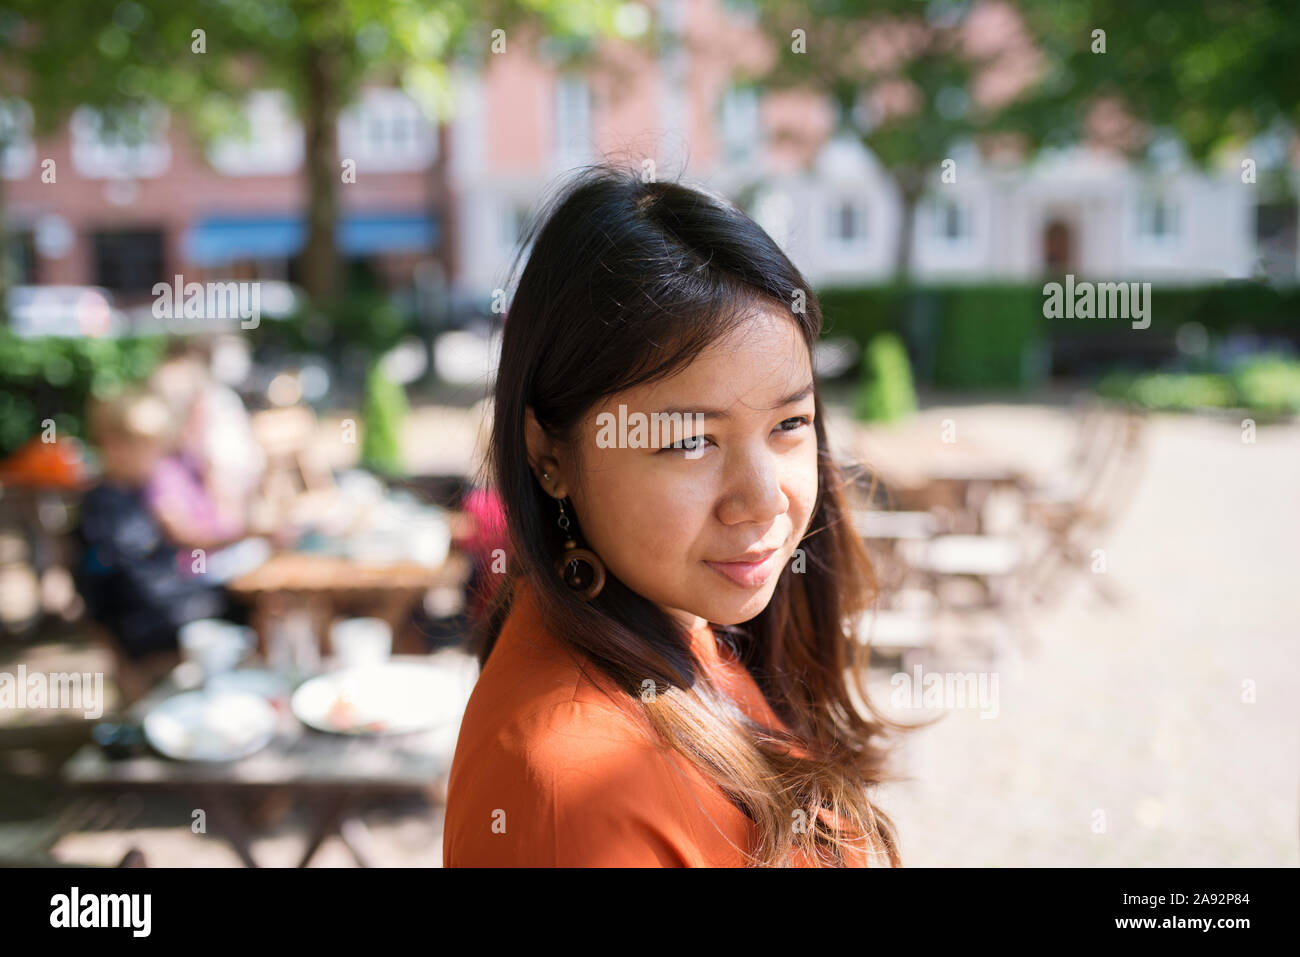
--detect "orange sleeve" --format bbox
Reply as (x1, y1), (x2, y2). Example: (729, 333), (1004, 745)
(445, 699), (719, 867)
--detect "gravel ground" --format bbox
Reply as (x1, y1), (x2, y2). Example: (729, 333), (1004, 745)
(867, 405), (1300, 867)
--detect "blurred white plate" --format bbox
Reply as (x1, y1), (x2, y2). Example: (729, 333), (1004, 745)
(291, 662), (464, 736)
(144, 690), (277, 762)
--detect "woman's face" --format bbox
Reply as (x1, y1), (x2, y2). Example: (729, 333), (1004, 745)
(533, 307), (820, 629)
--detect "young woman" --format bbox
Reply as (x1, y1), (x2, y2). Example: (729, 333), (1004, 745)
(442, 165), (912, 867)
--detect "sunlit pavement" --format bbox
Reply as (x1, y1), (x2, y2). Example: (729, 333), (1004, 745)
(866, 406), (1300, 866)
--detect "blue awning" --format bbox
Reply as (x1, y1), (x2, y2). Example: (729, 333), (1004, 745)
(185, 211), (438, 266)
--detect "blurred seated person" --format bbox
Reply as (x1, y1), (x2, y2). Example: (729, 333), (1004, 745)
(76, 391), (237, 691)
(149, 337), (266, 538)
(148, 340), (289, 571)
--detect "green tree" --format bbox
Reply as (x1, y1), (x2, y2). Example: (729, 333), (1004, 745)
(758, 0), (1040, 281)
(0, 0), (623, 309)
(1004, 0), (1300, 165)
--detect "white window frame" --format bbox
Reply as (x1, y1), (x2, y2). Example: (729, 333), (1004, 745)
(552, 75), (592, 167)
(500, 200), (526, 249)
(338, 88), (437, 173)
(825, 194), (869, 250)
(1135, 192), (1181, 248)
(207, 91), (303, 176)
(928, 195), (975, 246)
(719, 85), (760, 165)
(70, 104), (170, 179)
(0, 99), (35, 179)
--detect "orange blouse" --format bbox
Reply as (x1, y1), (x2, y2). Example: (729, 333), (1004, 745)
(442, 581), (874, 867)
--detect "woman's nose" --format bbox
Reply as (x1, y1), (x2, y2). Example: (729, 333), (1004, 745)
(715, 450), (789, 526)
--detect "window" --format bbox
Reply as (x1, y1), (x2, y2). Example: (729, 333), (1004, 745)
(719, 86), (760, 163)
(931, 198), (973, 243)
(1136, 194), (1179, 243)
(207, 91), (303, 176)
(553, 75), (592, 166)
(0, 99), (34, 179)
(827, 197), (867, 246)
(501, 201), (531, 248)
(723, 0), (759, 24)
(70, 105), (170, 179)
(92, 229), (165, 294)
(338, 88), (437, 172)
(6, 229), (37, 284)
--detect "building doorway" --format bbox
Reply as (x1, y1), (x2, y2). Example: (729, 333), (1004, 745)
(1042, 217), (1076, 275)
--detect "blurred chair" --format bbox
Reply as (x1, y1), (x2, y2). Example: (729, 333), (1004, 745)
(901, 533), (1033, 659)
(249, 406), (335, 500)
(852, 508), (939, 598)
(1023, 408), (1148, 605)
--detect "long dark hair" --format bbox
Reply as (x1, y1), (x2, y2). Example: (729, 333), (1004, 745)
(474, 164), (912, 866)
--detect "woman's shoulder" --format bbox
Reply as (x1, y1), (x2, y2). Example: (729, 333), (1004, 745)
(443, 585), (739, 866)
(444, 668), (702, 866)
(459, 584), (641, 728)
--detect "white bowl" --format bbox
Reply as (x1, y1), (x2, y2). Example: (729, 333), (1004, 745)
(144, 689), (277, 762)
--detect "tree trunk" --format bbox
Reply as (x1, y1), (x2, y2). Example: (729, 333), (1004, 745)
(301, 41), (342, 306)
(0, 137), (9, 321)
(893, 182), (920, 283)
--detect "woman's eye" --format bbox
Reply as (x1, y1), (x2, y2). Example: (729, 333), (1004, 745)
(776, 416), (811, 433)
(664, 435), (712, 453)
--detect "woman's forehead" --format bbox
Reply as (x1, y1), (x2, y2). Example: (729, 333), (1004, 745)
(620, 312), (811, 411)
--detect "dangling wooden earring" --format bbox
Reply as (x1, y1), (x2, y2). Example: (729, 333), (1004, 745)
(553, 498), (605, 600)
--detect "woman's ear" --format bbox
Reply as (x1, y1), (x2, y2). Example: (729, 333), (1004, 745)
(524, 407), (565, 498)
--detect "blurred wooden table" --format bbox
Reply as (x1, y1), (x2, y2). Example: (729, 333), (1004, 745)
(61, 651), (479, 867)
(227, 551), (470, 656)
(855, 428), (1030, 533)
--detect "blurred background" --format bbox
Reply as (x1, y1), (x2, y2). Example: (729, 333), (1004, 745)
(0, 0), (1296, 867)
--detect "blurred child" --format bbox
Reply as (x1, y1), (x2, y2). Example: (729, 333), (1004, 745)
(76, 391), (231, 664)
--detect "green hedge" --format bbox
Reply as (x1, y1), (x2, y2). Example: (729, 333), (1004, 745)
(0, 330), (165, 456)
(818, 283), (1046, 390)
(817, 281), (1300, 392)
(1121, 284), (1300, 334)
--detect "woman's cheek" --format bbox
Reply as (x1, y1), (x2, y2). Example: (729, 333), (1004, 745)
(588, 468), (706, 573)
(787, 452), (820, 539)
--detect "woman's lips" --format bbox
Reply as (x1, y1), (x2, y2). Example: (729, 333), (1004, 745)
(704, 549), (780, 588)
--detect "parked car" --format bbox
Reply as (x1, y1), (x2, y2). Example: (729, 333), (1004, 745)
(4, 285), (127, 338)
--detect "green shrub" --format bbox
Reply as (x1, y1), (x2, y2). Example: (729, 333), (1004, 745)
(0, 330), (165, 456)
(1229, 354), (1300, 415)
(359, 360), (409, 476)
(1096, 358), (1300, 417)
(855, 332), (917, 423)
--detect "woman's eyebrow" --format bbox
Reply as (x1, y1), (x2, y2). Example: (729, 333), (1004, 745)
(653, 381), (815, 420)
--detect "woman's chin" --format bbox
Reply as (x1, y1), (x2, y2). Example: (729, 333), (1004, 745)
(689, 581), (782, 627)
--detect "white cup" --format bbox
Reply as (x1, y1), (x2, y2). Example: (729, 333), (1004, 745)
(330, 617), (392, 668)
(179, 619), (254, 679)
